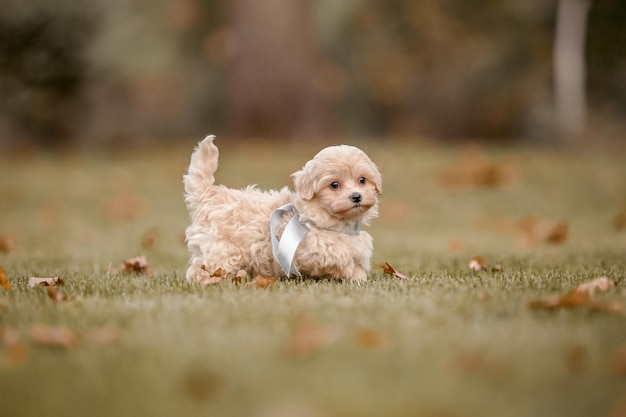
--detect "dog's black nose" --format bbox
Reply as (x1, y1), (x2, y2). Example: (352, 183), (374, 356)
(350, 192), (362, 203)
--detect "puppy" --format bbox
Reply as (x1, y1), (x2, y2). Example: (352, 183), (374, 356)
(183, 135), (382, 283)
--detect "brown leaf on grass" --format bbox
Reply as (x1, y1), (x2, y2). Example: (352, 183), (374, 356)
(141, 227), (160, 250)
(181, 368), (224, 402)
(29, 324), (79, 349)
(529, 286), (623, 314)
(0, 265), (11, 290)
(515, 215), (569, 247)
(0, 327), (28, 366)
(377, 262), (409, 279)
(0, 235), (17, 254)
(609, 344), (626, 376)
(199, 266), (224, 285)
(565, 345), (588, 374)
(232, 270), (247, 284)
(245, 275), (276, 289)
(103, 191), (147, 221)
(120, 255), (153, 275)
(45, 286), (81, 303)
(468, 256), (488, 271)
(439, 146), (517, 189)
(28, 276), (64, 288)
(354, 328), (392, 350)
(613, 205), (626, 231)
(546, 222), (569, 244)
(448, 352), (512, 379)
(528, 290), (591, 310)
(576, 276), (617, 295)
(88, 326), (124, 346)
(284, 318), (342, 359)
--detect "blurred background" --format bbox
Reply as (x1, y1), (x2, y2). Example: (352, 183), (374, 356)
(0, 0), (624, 150)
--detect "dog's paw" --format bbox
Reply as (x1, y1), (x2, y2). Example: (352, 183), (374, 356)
(347, 268), (368, 285)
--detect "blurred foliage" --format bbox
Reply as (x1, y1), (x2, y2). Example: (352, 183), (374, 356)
(0, 0), (624, 148)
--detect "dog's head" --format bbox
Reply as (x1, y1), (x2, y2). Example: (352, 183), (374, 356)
(292, 145), (382, 227)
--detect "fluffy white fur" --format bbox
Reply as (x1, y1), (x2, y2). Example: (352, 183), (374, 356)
(183, 135), (382, 283)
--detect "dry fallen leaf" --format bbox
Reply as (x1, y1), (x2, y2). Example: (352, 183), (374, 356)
(0, 265), (11, 290)
(29, 324), (79, 349)
(528, 290), (591, 310)
(546, 222), (569, 244)
(448, 352), (512, 379)
(565, 344), (588, 374)
(181, 368), (224, 402)
(120, 255), (153, 275)
(284, 318), (342, 359)
(528, 280), (624, 314)
(575, 276), (616, 295)
(45, 286), (80, 303)
(103, 191), (147, 221)
(232, 270), (247, 284)
(28, 276), (64, 288)
(609, 344), (626, 376)
(515, 215), (570, 248)
(245, 275), (276, 289)
(468, 256), (488, 271)
(439, 146), (517, 189)
(88, 326), (124, 346)
(141, 227), (160, 250)
(0, 326), (28, 366)
(0, 235), (17, 254)
(354, 328), (392, 350)
(613, 205), (626, 231)
(199, 266), (224, 285)
(377, 262), (409, 279)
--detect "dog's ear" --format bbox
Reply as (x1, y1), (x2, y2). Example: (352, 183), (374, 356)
(373, 171), (383, 195)
(369, 165), (383, 195)
(292, 169), (316, 200)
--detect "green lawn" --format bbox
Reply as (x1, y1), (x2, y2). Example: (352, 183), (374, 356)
(1, 140), (626, 417)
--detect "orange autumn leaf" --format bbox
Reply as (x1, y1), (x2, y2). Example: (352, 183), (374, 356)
(181, 368), (224, 402)
(232, 270), (247, 284)
(141, 227), (160, 250)
(88, 326), (124, 347)
(609, 344), (626, 376)
(28, 276), (64, 288)
(0, 265), (10, 290)
(439, 146), (518, 189)
(120, 255), (153, 275)
(546, 222), (569, 244)
(468, 256), (488, 271)
(0, 235), (17, 254)
(245, 276), (276, 289)
(199, 266), (226, 285)
(45, 286), (80, 303)
(448, 352), (512, 379)
(284, 318), (342, 359)
(29, 324), (79, 349)
(103, 191), (147, 221)
(613, 205), (626, 231)
(354, 328), (392, 350)
(377, 262), (409, 279)
(528, 290), (591, 310)
(528, 280), (624, 314)
(0, 326), (28, 366)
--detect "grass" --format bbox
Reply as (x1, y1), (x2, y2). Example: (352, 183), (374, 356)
(1, 139), (626, 417)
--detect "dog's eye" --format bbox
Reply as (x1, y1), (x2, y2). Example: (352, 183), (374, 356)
(359, 177), (366, 185)
(330, 181), (340, 190)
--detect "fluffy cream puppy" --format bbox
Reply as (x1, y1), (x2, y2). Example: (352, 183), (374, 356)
(183, 135), (382, 283)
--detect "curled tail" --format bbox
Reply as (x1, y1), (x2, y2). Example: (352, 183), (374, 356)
(183, 135), (219, 211)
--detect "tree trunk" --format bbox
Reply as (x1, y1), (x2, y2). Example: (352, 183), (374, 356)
(225, 0), (326, 139)
(554, 0), (591, 142)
